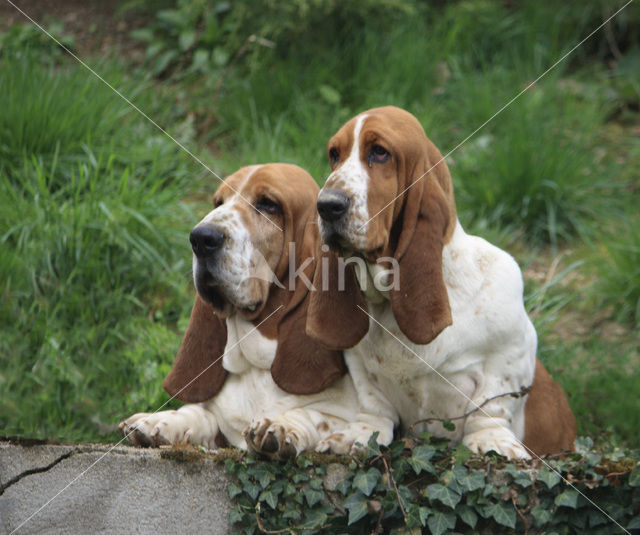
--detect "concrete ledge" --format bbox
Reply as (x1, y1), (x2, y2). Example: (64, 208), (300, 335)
(0, 441), (232, 535)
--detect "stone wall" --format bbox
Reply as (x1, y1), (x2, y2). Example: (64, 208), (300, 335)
(0, 442), (232, 535)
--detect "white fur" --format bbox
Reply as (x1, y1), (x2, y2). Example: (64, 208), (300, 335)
(121, 318), (363, 455)
(338, 220), (537, 458)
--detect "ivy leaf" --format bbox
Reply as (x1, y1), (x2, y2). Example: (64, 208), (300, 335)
(364, 431), (381, 459)
(304, 487), (325, 507)
(555, 489), (579, 509)
(456, 504), (478, 528)
(224, 458), (238, 475)
(427, 510), (456, 535)
(503, 464), (519, 478)
(259, 488), (279, 509)
(426, 483), (461, 509)
(406, 504), (425, 528)
(573, 435), (594, 453)
(296, 455), (313, 468)
(485, 501), (516, 529)
(353, 468), (381, 496)
(392, 457), (411, 480)
(453, 466), (485, 492)
(629, 465), (640, 487)
(284, 482), (296, 497)
(335, 478), (351, 495)
(453, 443), (472, 465)
(229, 506), (245, 525)
(531, 504), (553, 527)
(251, 464), (276, 488)
(408, 445), (437, 475)
(283, 504), (301, 520)
(442, 418), (456, 431)
(537, 468), (561, 489)
(587, 509), (608, 527)
(381, 488), (399, 512)
(292, 472), (309, 483)
(228, 482), (242, 499)
(627, 515), (640, 530)
(344, 491), (368, 525)
(482, 483), (497, 497)
(514, 472), (533, 488)
(244, 481), (261, 500)
(303, 508), (328, 528)
(388, 439), (406, 459)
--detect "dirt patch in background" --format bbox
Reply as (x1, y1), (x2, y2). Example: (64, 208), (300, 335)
(0, 0), (147, 57)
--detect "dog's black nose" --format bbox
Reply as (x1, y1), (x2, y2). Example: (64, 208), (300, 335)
(190, 225), (225, 257)
(317, 190), (350, 222)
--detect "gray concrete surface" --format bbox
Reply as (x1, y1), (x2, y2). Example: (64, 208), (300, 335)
(0, 441), (232, 535)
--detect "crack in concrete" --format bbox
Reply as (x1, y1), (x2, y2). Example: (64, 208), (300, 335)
(0, 449), (77, 496)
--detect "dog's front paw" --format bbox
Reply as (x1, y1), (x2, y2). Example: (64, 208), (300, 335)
(244, 418), (301, 460)
(119, 412), (182, 448)
(463, 428), (531, 460)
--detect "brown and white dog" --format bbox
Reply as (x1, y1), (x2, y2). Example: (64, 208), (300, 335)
(305, 107), (576, 458)
(120, 163), (365, 458)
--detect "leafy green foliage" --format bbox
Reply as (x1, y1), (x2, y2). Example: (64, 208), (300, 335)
(0, 21), (75, 62)
(225, 433), (640, 534)
(127, 0), (417, 77)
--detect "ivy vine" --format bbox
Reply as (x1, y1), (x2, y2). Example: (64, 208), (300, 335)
(225, 433), (640, 534)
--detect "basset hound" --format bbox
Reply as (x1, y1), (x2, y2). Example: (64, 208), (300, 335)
(305, 106), (577, 459)
(120, 163), (363, 458)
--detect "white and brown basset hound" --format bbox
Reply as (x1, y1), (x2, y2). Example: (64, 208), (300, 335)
(120, 163), (365, 458)
(305, 106), (576, 459)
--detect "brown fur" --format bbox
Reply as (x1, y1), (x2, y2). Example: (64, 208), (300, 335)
(162, 295), (228, 403)
(163, 164), (347, 402)
(305, 248), (370, 350)
(524, 359), (577, 456)
(389, 177), (453, 344)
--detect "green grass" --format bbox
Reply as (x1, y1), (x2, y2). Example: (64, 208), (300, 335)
(448, 71), (613, 245)
(202, 1), (629, 244)
(589, 208), (640, 328)
(1, 0), (639, 447)
(0, 53), (200, 442)
(541, 335), (639, 449)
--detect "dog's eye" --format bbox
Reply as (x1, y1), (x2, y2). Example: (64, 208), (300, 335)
(329, 147), (340, 165)
(255, 197), (282, 215)
(213, 198), (223, 208)
(368, 145), (391, 167)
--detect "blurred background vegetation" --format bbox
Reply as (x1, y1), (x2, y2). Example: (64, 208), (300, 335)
(0, 0), (638, 448)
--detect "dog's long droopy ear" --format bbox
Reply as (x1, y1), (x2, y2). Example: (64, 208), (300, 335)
(306, 247), (370, 350)
(271, 224), (352, 395)
(163, 294), (228, 403)
(390, 172), (453, 345)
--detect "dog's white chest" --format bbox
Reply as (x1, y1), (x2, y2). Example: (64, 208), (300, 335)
(354, 288), (485, 437)
(222, 316), (278, 373)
